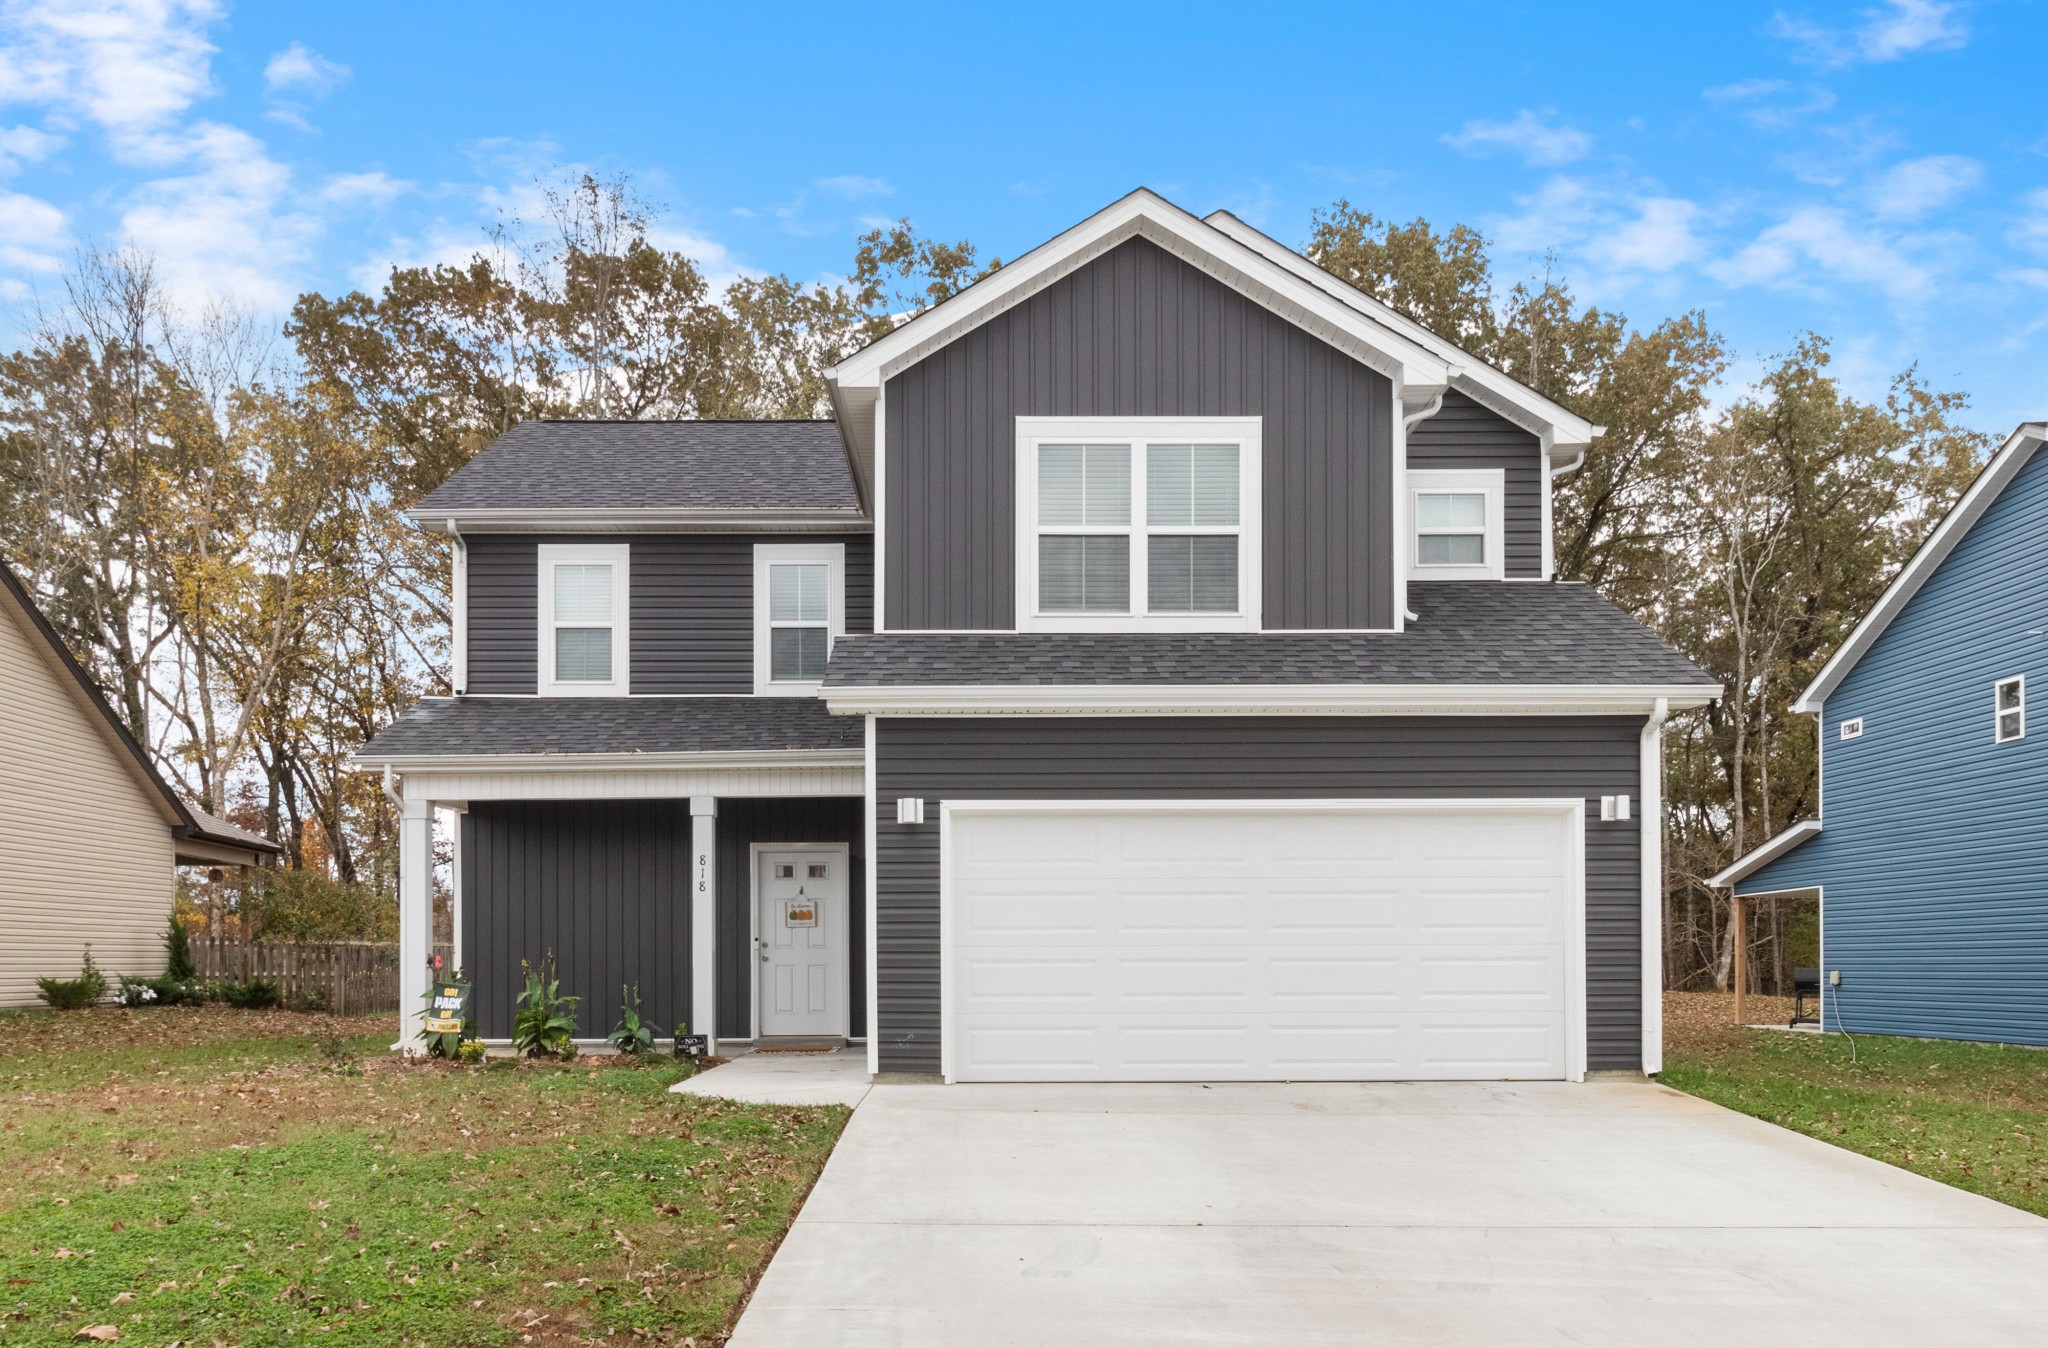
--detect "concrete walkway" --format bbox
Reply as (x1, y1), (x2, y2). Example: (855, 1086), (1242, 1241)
(668, 1047), (870, 1107)
(729, 1079), (2048, 1346)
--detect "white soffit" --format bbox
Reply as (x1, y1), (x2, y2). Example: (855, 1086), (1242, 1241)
(1795, 423), (2048, 713)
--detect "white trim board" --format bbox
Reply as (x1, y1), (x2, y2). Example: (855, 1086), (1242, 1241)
(825, 682), (1721, 717)
(1796, 423), (2048, 713)
(936, 797), (1590, 1084)
(409, 508), (870, 534)
(1707, 819), (1823, 891)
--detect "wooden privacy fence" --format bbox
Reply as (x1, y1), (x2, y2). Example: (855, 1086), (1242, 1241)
(193, 939), (453, 1016)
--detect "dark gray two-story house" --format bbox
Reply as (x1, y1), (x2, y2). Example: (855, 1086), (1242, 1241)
(358, 190), (1717, 1082)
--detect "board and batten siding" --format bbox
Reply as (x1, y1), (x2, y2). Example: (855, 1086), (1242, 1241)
(883, 236), (1396, 631)
(0, 602), (175, 1006)
(1407, 389), (1544, 579)
(873, 715), (1647, 1075)
(464, 532), (873, 695)
(461, 797), (866, 1042)
(1740, 444), (2048, 1045)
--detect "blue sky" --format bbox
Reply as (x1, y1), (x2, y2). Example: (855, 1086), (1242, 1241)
(1, 0), (2043, 429)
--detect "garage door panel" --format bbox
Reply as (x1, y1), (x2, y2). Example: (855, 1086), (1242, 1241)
(948, 805), (1578, 1082)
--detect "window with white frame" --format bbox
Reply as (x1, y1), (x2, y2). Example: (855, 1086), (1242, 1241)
(1996, 675), (2025, 743)
(1407, 469), (1504, 581)
(1015, 417), (1261, 631)
(537, 543), (630, 696)
(1840, 717), (1864, 740)
(754, 543), (845, 694)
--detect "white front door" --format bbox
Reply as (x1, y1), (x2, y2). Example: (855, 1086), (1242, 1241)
(756, 845), (849, 1039)
(945, 801), (1584, 1083)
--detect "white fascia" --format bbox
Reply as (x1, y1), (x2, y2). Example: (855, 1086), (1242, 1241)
(407, 508), (872, 534)
(824, 682), (1721, 717)
(826, 188), (1452, 504)
(1795, 423), (2048, 713)
(351, 748), (867, 774)
(1202, 210), (1601, 466)
(1705, 819), (1824, 891)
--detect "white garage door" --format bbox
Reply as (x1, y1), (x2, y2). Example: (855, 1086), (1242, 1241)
(945, 801), (1583, 1083)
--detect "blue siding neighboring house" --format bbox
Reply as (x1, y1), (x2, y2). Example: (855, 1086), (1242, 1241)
(1713, 422), (2048, 1044)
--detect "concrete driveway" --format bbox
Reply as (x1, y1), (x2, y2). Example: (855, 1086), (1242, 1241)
(730, 1078), (2048, 1347)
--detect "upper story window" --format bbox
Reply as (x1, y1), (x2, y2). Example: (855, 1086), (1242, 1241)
(754, 542), (845, 695)
(538, 543), (630, 697)
(1014, 417), (1261, 632)
(1408, 469), (1503, 582)
(1996, 675), (2025, 743)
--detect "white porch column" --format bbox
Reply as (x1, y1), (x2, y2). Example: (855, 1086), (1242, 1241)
(442, 803), (467, 974)
(690, 795), (718, 1053)
(396, 794), (435, 1054)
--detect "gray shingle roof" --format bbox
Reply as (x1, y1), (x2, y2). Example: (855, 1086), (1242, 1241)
(822, 582), (1714, 687)
(413, 420), (863, 513)
(357, 696), (863, 760)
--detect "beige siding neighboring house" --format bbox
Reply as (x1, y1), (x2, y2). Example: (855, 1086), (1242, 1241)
(0, 564), (278, 1007)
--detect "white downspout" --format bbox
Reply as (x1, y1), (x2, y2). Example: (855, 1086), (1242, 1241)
(447, 519), (468, 696)
(1639, 696), (1670, 1075)
(1398, 382), (1452, 625)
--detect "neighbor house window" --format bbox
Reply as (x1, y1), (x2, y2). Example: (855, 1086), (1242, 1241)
(1016, 418), (1261, 631)
(1407, 469), (1503, 581)
(1996, 676), (2025, 743)
(537, 544), (630, 696)
(1840, 717), (1864, 741)
(754, 543), (845, 695)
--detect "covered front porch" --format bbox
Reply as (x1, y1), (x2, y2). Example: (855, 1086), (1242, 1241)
(357, 696), (867, 1055)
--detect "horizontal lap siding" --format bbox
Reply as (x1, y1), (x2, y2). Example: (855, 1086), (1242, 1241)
(464, 533), (872, 694)
(873, 715), (1645, 1074)
(462, 801), (690, 1040)
(1744, 447), (2048, 1045)
(1407, 390), (1544, 578)
(885, 237), (1394, 630)
(714, 798), (867, 1041)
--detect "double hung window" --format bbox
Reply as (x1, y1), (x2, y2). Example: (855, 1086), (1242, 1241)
(1017, 418), (1261, 631)
(538, 544), (630, 696)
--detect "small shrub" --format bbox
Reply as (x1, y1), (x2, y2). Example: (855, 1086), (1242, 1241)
(512, 956), (580, 1059)
(283, 984), (331, 1013)
(163, 913), (196, 983)
(313, 1031), (360, 1076)
(455, 1037), (488, 1065)
(35, 946), (108, 1010)
(112, 975), (161, 1007)
(606, 984), (654, 1056)
(218, 976), (281, 1009)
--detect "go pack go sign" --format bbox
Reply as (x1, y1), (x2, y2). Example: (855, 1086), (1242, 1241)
(423, 980), (470, 1034)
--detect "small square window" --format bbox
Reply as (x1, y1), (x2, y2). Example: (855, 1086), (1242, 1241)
(808, 864), (827, 879)
(1996, 676), (2025, 743)
(1840, 717), (1864, 741)
(776, 864), (794, 879)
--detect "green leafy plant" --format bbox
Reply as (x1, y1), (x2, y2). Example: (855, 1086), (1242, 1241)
(511, 956), (580, 1059)
(34, 946), (108, 1009)
(218, 976), (281, 1009)
(164, 913), (196, 983)
(113, 974), (163, 1007)
(455, 1037), (488, 1064)
(606, 984), (654, 1056)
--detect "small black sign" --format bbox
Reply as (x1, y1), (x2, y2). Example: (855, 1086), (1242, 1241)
(674, 1034), (709, 1059)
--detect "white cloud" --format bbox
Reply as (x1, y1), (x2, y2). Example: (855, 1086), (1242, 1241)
(1869, 154), (1982, 219)
(1443, 109), (1590, 167)
(1709, 206), (1931, 300)
(315, 169), (408, 209)
(1702, 78), (1836, 129)
(0, 0), (220, 157)
(263, 41), (347, 96)
(0, 120), (57, 171)
(1769, 0), (1967, 67)
(0, 186), (67, 271)
(1494, 177), (1705, 279)
(117, 121), (314, 311)
(814, 173), (891, 199)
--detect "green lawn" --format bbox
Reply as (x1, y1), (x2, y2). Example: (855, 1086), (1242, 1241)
(1661, 992), (2048, 1217)
(0, 1006), (848, 1346)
